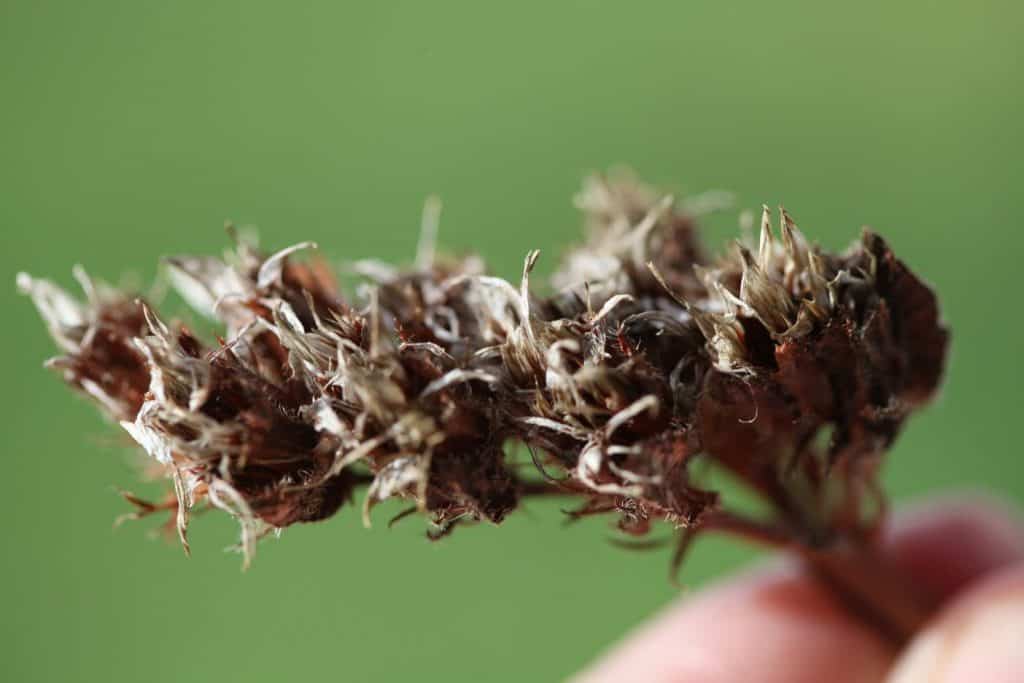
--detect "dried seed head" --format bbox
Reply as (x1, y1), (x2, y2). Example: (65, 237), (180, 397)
(21, 173), (949, 568)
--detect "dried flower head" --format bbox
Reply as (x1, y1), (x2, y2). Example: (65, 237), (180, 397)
(20, 173), (948, 580)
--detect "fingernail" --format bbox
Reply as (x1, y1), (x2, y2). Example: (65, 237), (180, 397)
(887, 571), (1024, 682)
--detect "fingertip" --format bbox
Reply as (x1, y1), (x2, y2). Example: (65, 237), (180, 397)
(887, 565), (1024, 682)
(884, 493), (1024, 600)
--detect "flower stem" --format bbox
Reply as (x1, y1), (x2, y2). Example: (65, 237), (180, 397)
(800, 540), (937, 647)
(704, 509), (938, 646)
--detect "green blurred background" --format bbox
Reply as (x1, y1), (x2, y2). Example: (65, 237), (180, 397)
(2, 1), (1021, 681)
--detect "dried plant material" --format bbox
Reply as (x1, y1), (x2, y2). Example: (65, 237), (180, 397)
(20, 172), (948, 602)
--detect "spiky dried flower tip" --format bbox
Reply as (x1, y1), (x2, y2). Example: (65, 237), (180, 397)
(20, 173), (948, 583)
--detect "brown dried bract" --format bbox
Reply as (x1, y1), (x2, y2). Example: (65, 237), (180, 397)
(20, 173), (948, 568)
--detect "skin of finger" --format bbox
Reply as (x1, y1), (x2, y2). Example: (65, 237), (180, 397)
(571, 562), (894, 683)
(886, 566), (1024, 683)
(884, 494), (1024, 601)
(574, 497), (1024, 683)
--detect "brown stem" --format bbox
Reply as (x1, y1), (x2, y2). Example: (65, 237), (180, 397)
(741, 460), (936, 646)
(521, 485), (936, 646)
(799, 540), (938, 647)
(701, 509), (793, 548)
(705, 510), (939, 647)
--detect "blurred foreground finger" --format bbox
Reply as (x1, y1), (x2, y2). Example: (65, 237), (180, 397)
(572, 563), (893, 683)
(885, 494), (1024, 601)
(887, 566), (1024, 683)
(574, 495), (1024, 683)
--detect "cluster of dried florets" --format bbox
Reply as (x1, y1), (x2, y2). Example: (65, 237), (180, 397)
(20, 173), (948, 568)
